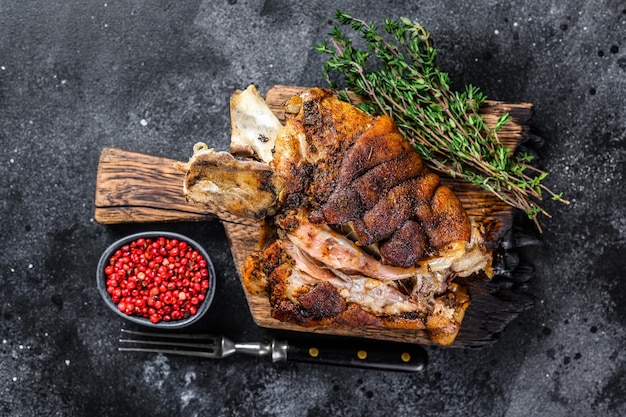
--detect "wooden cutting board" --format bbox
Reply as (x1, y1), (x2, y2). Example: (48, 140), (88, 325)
(95, 85), (536, 347)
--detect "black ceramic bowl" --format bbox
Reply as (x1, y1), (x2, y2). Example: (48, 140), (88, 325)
(97, 231), (216, 329)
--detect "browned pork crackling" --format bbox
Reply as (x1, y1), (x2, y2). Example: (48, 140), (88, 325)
(179, 86), (493, 345)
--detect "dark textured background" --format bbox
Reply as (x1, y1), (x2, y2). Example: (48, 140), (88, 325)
(1, 1), (625, 416)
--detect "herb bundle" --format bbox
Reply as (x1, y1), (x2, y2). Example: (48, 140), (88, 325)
(315, 11), (568, 231)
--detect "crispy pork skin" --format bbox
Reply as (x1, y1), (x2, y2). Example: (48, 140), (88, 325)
(183, 86), (493, 345)
(273, 89), (471, 266)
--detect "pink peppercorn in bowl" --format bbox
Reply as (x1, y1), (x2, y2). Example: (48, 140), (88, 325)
(97, 231), (216, 329)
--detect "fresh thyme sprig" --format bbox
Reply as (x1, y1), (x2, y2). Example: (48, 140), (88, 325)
(315, 11), (568, 231)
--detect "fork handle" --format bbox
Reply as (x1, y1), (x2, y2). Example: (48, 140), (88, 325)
(275, 340), (427, 372)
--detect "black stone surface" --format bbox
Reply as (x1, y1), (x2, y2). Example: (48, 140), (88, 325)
(1, 1), (625, 416)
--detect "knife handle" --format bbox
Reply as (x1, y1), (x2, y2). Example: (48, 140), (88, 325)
(271, 340), (427, 372)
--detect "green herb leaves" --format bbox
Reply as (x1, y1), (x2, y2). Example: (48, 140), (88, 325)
(315, 11), (568, 231)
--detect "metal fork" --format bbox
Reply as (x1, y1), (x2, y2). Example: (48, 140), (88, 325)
(119, 328), (282, 361)
(118, 329), (427, 372)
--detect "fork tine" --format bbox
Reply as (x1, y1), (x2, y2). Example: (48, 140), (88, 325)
(118, 338), (216, 351)
(120, 328), (218, 341)
(118, 347), (219, 358)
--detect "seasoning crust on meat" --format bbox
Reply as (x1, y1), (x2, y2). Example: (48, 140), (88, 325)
(181, 85), (493, 345)
(273, 89), (472, 267)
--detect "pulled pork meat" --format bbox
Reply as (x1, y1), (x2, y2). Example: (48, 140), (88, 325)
(180, 86), (493, 345)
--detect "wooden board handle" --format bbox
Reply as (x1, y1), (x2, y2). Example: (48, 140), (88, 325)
(94, 147), (256, 227)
